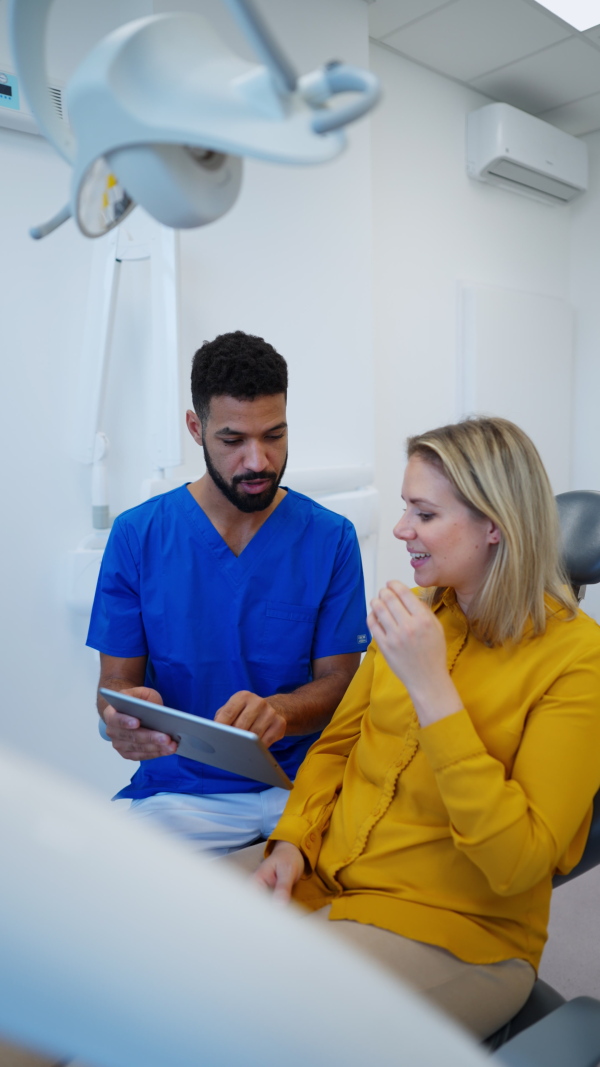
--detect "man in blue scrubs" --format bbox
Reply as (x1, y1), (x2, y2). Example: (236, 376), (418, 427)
(87, 331), (367, 854)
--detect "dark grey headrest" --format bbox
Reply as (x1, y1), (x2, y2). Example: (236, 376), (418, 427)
(556, 490), (600, 586)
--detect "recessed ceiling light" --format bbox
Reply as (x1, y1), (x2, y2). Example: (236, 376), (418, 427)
(535, 1), (600, 31)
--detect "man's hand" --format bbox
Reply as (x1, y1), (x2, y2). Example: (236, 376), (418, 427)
(253, 841), (305, 903)
(103, 686), (178, 761)
(214, 691), (286, 747)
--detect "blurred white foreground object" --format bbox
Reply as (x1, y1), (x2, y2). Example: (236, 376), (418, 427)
(0, 744), (490, 1067)
(9, 0), (380, 240)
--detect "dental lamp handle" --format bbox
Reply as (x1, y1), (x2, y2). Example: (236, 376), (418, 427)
(301, 62), (382, 135)
(29, 202), (72, 240)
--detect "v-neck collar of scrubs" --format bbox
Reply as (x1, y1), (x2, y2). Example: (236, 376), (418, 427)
(175, 483), (293, 588)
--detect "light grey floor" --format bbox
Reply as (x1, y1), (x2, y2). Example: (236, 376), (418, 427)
(538, 864), (600, 999)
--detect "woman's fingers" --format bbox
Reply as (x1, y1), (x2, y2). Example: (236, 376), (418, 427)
(368, 599), (396, 637)
(253, 843), (304, 905)
(370, 584), (430, 637)
(369, 583), (450, 702)
(386, 581), (426, 615)
(366, 609), (384, 639)
(370, 585), (415, 633)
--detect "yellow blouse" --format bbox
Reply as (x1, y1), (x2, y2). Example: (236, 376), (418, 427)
(270, 591), (600, 970)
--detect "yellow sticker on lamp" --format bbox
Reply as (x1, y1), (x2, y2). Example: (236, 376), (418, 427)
(76, 156), (135, 237)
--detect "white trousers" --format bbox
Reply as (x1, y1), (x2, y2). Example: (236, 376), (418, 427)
(128, 788), (289, 856)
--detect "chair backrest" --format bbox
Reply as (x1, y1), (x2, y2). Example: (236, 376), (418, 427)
(553, 792), (600, 887)
(552, 491), (600, 886)
(555, 490), (600, 592)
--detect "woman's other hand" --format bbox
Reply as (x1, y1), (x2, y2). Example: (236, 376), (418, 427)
(368, 581), (462, 726)
(253, 841), (305, 904)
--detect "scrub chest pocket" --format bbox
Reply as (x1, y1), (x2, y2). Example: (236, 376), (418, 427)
(259, 601), (319, 665)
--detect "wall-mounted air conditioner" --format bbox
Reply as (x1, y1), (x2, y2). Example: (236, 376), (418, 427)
(467, 103), (588, 205)
(0, 63), (67, 135)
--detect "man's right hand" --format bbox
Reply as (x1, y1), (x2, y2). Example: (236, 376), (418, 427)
(103, 687), (178, 761)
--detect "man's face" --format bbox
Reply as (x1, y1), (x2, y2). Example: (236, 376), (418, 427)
(188, 394), (288, 513)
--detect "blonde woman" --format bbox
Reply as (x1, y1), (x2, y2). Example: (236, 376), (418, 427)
(251, 417), (600, 1039)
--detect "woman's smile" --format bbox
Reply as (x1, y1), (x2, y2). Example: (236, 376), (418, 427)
(394, 455), (500, 609)
(409, 550), (431, 569)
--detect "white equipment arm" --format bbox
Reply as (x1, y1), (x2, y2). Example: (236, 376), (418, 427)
(73, 229), (120, 466)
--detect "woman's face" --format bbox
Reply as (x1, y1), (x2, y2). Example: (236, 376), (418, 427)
(394, 455), (500, 610)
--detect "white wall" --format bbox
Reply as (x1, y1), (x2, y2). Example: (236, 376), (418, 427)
(0, 0), (373, 795)
(570, 129), (600, 490)
(569, 128), (600, 620)
(165, 0), (375, 480)
(0, 0), (152, 79)
(369, 43), (574, 589)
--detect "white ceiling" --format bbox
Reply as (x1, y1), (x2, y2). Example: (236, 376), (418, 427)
(368, 0), (600, 136)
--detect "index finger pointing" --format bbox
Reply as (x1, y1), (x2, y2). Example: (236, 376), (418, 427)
(214, 691), (251, 725)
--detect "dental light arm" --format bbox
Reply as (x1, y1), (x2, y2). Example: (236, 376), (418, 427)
(224, 0), (381, 131)
(223, 0), (298, 94)
(9, 0), (381, 240)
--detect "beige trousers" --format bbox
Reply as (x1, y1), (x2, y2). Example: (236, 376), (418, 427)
(227, 841), (536, 1040)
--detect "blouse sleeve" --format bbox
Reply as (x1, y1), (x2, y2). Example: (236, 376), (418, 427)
(268, 642), (376, 870)
(418, 642), (600, 896)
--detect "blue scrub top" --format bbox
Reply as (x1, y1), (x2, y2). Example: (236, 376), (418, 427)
(87, 485), (368, 798)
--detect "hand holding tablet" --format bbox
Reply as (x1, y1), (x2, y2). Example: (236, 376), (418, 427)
(100, 688), (293, 790)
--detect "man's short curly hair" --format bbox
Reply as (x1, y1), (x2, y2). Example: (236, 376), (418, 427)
(191, 330), (288, 426)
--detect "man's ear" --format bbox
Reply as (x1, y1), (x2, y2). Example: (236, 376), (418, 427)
(186, 409), (203, 447)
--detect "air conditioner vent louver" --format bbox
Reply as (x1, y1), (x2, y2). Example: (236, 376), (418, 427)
(467, 103), (588, 205)
(0, 68), (67, 136)
(48, 85), (63, 120)
(487, 160), (579, 202)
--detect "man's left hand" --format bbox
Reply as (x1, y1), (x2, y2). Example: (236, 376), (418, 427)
(214, 691), (286, 747)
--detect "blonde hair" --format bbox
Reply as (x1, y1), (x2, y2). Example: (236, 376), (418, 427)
(406, 417), (577, 645)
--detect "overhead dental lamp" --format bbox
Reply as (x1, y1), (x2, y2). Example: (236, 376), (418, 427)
(9, 0), (381, 239)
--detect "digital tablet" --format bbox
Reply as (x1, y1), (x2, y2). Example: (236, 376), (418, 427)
(99, 688), (293, 790)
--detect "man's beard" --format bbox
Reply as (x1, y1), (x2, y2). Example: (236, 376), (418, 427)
(203, 442), (287, 513)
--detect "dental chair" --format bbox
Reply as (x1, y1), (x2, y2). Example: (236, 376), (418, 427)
(488, 490), (600, 1064)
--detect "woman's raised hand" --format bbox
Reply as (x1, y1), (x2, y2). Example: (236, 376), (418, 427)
(367, 581), (462, 726)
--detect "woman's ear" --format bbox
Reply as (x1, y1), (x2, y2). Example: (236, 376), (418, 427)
(487, 521), (501, 545)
